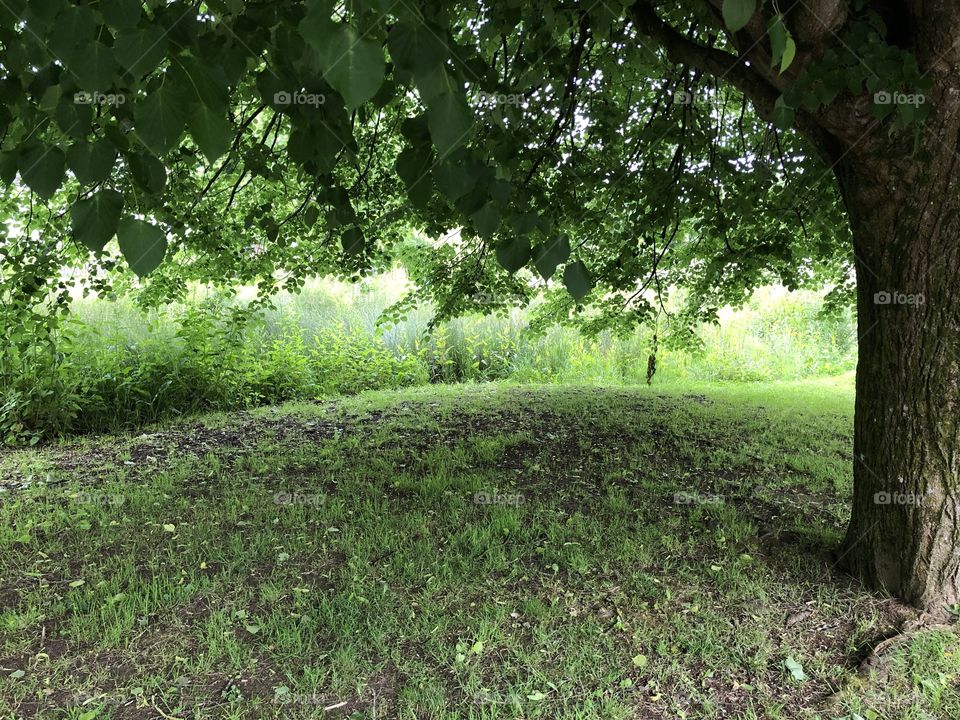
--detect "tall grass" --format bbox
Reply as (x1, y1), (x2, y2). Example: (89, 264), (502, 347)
(0, 273), (856, 442)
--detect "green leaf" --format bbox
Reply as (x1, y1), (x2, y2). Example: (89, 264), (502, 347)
(319, 24), (385, 110)
(126, 153), (167, 194)
(0, 0), (26, 27)
(47, 6), (96, 62)
(722, 0), (756, 33)
(780, 36), (797, 74)
(174, 57), (230, 112)
(188, 104), (233, 162)
(388, 20), (448, 74)
(114, 26), (168, 77)
(772, 96), (795, 130)
(531, 234), (570, 280)
(67, 139), (117, 184)
(435, 158), (478, 201)
(100, 0), (141, 28)
(427, 91), (473, 157)
(768, 16), (787, 67)
(73, 42), (116, 91)
(471, 202), (500, 238)
(299, 0), (337, 50)
(19, 144), (66, 199)
(40, 85), (61, 113)
(632, 653), (648, 668)
(784, 656), (807, 682)
(55, 97), (94, 138)
(563, 260), (591, 300)
(134, 84), (187, 155)
(117, 217), (167, 276)
(0, 150), (19, 185)
(70, 189), (124, 252)
(395, 145), (434, 209)
(412, 63), (450, 104)
(341, 227), (365, 255)
(495, 235), (531, 273)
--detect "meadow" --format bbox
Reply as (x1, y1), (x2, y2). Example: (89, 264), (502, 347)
(4, 378), (958, 719)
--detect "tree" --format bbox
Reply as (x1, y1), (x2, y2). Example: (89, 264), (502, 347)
(0, 0), (954, 608)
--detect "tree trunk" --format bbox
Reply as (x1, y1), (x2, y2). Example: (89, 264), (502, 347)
(837, 114), (960, 610)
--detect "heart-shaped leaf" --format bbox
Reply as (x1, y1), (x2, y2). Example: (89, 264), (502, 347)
(19, 144), (66, 199)
(427, 91), (473, 156)
(722, 0), (756, 32)
(563, 260), (591, 300)
(495, 235), (531, 273)
(188, 104), (233, 163)
(67, 139), (117, 185)
(134, 84), (187, 156)
(319, 24), (385, 110)
(117, 217), (167, 276)
(71, 189), (123, 252)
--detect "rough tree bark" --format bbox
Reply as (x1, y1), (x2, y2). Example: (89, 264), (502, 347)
(837, 102), (960, 610)
(826, 2), (960, 611)
(633, 0), (960, 609)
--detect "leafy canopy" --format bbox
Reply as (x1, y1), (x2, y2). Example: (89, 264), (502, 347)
(0, 0), (927, 340)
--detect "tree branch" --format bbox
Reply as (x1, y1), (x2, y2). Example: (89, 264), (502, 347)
(629, 1), (846, 164)
(629, 1), (781, 118)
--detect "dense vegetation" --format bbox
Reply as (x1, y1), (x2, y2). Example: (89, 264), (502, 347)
(1, 280), (855, 444)
(2, 1), (960, 712)
(0, 0), (958, 657)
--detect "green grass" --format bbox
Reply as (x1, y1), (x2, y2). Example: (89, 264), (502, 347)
(1, 378), (956, 719)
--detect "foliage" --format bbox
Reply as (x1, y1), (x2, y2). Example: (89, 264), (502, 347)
(1, 0), (929, 355)
(308, 322), (427, 395)
(0, 279), (854, 442)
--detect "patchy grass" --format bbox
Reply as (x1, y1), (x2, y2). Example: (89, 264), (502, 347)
(0, 377), (957, 719)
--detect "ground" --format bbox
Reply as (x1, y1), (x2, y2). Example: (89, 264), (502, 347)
(0, 378), (958, 719)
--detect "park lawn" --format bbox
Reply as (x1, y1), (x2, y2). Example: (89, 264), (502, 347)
(0, 377), (958, 719)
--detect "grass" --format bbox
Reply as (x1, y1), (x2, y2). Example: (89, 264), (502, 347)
(0, 376), (957, 719)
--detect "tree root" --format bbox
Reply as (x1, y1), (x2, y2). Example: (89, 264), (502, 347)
(821, 610), (955, 711)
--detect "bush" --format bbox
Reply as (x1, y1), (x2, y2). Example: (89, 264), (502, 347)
(310, 323), (427, 395)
